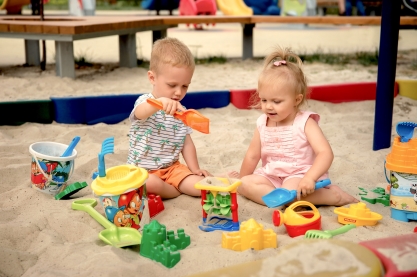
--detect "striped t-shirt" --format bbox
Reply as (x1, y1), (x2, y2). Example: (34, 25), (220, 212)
(128, 94), (192, 170)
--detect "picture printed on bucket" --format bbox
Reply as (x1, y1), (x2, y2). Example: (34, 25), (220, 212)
(31, 158), (74, 194)
(390, 172), (417, 212)
(102, 186), (148, 230)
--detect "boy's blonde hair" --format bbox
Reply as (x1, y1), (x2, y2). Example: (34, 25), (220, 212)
(252, 46), (308, 109)
(150, 37), (195, 73)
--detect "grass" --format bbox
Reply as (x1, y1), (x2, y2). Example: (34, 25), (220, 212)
(299, 48), (379, 66)
(135, 55), (227, 69)
(18, 0), (146, 10)
(74, 51), (94, 68)
(195, 55), (227, 65)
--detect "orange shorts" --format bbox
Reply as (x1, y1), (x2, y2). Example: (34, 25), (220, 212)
(148, 161), (193, 191)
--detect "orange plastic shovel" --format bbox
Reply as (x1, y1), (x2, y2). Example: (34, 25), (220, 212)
(147, 98), (210, 134)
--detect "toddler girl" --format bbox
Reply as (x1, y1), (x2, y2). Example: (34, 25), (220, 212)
(232, 47), (358, 207)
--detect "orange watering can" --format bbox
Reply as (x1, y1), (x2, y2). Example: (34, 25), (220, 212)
(147, 98), (210, 134)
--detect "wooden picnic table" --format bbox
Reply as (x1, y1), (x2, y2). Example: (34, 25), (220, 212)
(0, 16), (177, 78)
(1, 15), (416, 79)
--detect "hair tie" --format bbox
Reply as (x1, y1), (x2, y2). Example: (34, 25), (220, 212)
(273, 60), (287, 66)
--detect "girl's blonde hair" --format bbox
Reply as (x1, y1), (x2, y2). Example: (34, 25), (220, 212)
(150, 37), (195, 74)
(251, 46), (308, 109)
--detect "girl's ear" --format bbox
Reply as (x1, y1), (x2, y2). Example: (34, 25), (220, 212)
(295, 93), (303, 106)
(148, 70), (156, 85)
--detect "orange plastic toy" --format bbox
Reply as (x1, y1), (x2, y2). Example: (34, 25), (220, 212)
(146, 98), (210, 134)
(272, 201), (321, 237)
(385, 122), (417, 222)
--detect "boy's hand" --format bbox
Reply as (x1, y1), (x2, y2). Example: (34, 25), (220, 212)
(157, 97), (186, 115)
(297, 177), (316, 200)
(193, 169), (212, 177)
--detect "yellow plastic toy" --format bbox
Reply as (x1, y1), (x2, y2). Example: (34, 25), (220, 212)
(195, 177), (242, 232)
(91, 164), (148, 196)
(272, 201), (321, 237)
(90, 137), (149, 231)
(334, 202), (383, 226)
(222, 218), (277, 251)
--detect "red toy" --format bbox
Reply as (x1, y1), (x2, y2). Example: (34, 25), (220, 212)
(359, 233), (417, 277)
(272, 201), (321, 238)
(179, 0), (217, 30)
(148, 193), (165, 218)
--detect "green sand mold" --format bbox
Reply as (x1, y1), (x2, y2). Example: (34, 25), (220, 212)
(55, 182), (88, 200)
(358, 187), (390, 206)
(140, 220), (191, 268)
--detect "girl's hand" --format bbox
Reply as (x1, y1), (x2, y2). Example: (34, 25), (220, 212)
(297, 177), (316, 200)
(193, 169), (212, 177)
(157, 97), (186, 115)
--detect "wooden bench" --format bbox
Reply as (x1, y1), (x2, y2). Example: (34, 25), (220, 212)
(1, 15), (416, 78)
(0, 16), (177, 78)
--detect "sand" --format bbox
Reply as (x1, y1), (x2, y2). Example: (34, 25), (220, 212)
(1, 17), (417, 277)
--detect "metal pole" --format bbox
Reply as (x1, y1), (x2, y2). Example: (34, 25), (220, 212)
(40, 0), (46, 71)
(372, 0), (401, 150)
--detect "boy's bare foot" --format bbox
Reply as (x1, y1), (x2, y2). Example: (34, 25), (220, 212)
(330, 186), (360, 206)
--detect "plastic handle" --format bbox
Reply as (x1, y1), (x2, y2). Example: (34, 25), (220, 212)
(61, 136), (81, 157)
(328, 224), (356, 236)
(71, 199), (114, 230)
(288, 200), (320, 214)
(147, 98), (164, 110)
(146, 98), (185, 117)
(98, 153), (106, 178)
(315, 179), (331, 189)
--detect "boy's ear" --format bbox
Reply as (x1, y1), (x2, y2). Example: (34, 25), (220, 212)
(148, 70), (155, 84)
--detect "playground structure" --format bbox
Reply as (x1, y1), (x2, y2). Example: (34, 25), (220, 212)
(244, 0), (280, 15)
(179, 0), (217, 29)
(0, 0), (30, 14)
(216, 0), (252, 15)
(280, 0), (307, 16)
(141, 0), (180, 15)
(194, 177), (242, 232)
(179, 0), (217, 16)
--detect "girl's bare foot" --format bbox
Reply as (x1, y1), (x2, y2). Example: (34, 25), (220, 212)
(330, 186), (360, 206)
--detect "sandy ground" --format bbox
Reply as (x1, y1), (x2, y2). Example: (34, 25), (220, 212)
(0, 11), (417, 277)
